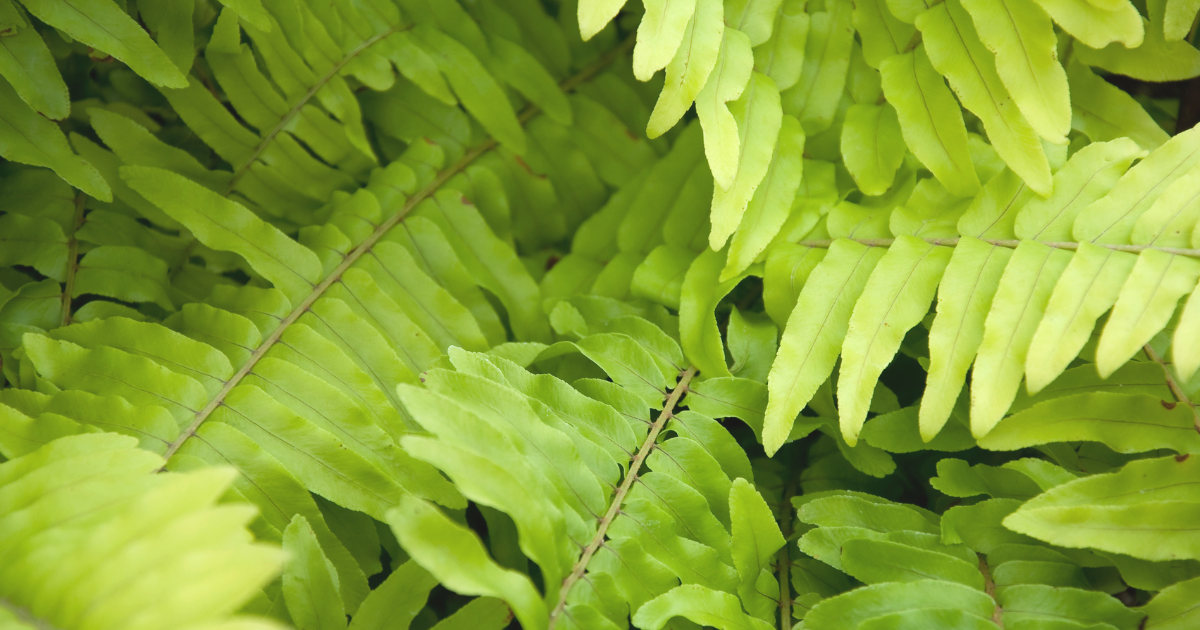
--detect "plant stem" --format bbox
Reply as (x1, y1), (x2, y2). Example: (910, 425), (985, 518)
(796, 237), (1200, 259)
(59, 193), (87, 327)
(1143, 344), (1200, 432)
(548, 366), (698, 628)
(978, 556), (1003, 628)
(777, 479), (796, 630)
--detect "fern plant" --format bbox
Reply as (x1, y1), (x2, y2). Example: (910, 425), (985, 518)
(4, 0), (1200, 628)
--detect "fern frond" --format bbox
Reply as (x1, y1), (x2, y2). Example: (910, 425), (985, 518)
(386, 333), (774, 630)
(7, 0), (1200, 627)
(729, 123), (1200, 451)
(0, 433), (284, 630)
(791, 488), (1160, 628)
(3, 8), (657, 618)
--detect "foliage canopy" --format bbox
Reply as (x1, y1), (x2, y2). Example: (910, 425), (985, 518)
(3, 0), (1200, 629)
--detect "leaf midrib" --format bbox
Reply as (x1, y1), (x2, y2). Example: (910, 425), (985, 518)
(548, 365), (698, 628)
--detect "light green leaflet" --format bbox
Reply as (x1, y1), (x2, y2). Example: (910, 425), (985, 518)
(839, 236), (952, 446)
(999, 585), (1144, 629)
(1164, 0), (1200, 40)
(806, 580), (996, 628)
(1075, 124), (1200, 245)
(723, 115), (805, 280)
(783, 0), (854, 135)
(978, 393), (1200, 453)
(846, 42), (883, 104)
(415, 26), (528, 155)
(346, 562), (436, 630)
(429, 598), (512, 630)
(1176, 289), (1200, 381)
(72, 245), (175, 312)
(393, 391), (575, 587)
(1018, 140), (1144, 390)
(917, 0), (1051, 195)
(729, 478), (785, 619)
(920, 236), (1011, 441)
(414, 192), (552, 343)
(489, 34), (573, 127)
(891, 178), (973, 238)
(1067, 61), (1170, 151)
(139, 0), (194, 75)
(0, 434), (286, 630)
(764, 239), (885, 454)
(212, 0), (272, 31)
(648, 0), (724, 137)
(1016, 139), (1145, 243)
(1077, 19), (1200, 82)
(632, 0), (698, 81)
(710, 73), (783, 251)
(578, 0), (628, 39)
(885, 0), (933, 22)
(1143, 576), (1200, 629)
(763, 243), (827, 326)
(841, 103), (906, 196)
(931, 458), (1044, 500)
(0, 3), (68, 119)
(632, 585), (773, 630)
(960, 0), (1070, 142)
(853, 0), (915, 67)
(1035, 0), (1143, 49)
(0, 0), (26, 35)
(681, 248), (760, 378)
(752, 0), (809, 91)
(388, 497), (549, 630)
(1096, 250), (1200, 376)
(1132, 162), (1200, 248)
(880, 47), (980, 198)
(840, 538), (984, 589)
(727, 0), (786, 45)
(19, 0), (187, 88)
(283, 516), (347, 630)
(1005, 455), (1200, 561)
(696, 28), (755, 192)
(0, 77), (110, 200)
(0, 212), (67, 280)
(121, 166), (322, 305)
(970, 241), (1073, 438)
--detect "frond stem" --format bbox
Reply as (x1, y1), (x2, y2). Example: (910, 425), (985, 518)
(1143, 344), (1200, 432)
(548, 366), (698, 628)
(796, 237), (1200, 259)
(160, 35), (637, 464)
(978, 556), (1003, 628)
(59, 192), (87, 327)
(777, 478), (796, 630)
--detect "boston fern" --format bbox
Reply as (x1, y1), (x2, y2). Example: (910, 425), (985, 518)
(4, 0), (1200, 629)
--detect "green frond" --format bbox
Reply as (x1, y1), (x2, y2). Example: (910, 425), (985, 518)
(6, 0), (1200, 627)
(0, 433), (284, 630)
